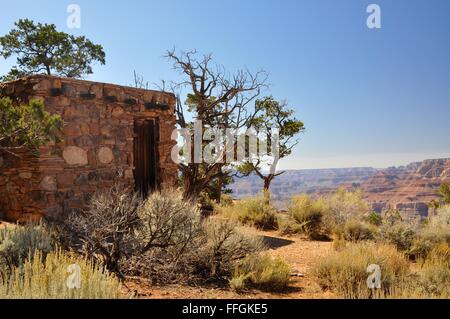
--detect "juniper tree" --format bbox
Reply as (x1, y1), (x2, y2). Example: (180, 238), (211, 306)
(0, 19), (105, 81)
(0, 97), (62, 158)
(237, 96), (304, 201)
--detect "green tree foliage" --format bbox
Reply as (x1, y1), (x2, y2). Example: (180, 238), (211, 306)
(429, 183), (450, 209)
(237, 96), (305, 196)
(0, 19), (105, 81)
(0, 97), (62, 157)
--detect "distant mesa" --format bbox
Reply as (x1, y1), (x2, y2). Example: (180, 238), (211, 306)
(231, 158), (450, 219)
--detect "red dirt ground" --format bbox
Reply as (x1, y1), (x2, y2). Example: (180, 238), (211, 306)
(122, 228), (336, 299)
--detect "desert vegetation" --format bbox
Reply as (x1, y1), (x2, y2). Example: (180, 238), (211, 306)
(0, 224), (121, 298)
(1, 182), (449, 299)
(213, 187), (449, 299)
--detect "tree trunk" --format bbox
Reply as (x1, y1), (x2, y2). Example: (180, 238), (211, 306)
(263, 174), (274, 205)
(182, 176), (203, 201)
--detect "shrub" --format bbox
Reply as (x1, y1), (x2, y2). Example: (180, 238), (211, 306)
(220, 194), (234, 207)
(277, 215), (303, 236)
(421, 205), (450, 244)
(0, 223), (54, 276)
(332, 238), (347, 251)
(63, 185), (141, 277)
(231, 254), (291, 292)
(123, 190), (204, 282)
(367, 212), (383, 226)
(313, 242), (409, 298)
(188, 219), (264, 283)
(407, 205), (450, 260)
(62, 186), (264, 285)
(0, 249), (121, 299)
(340, 220), (376, 242)
(236, 196), (277, 230)
(322, 188), (371, 233)
(408, 236), (435, 260)
(137, 189), (202, 257)
(289, 195), (328, 239)
(410, 244), (450, 298)
(378, 222), (416, 252)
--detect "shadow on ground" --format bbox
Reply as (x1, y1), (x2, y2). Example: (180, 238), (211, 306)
(259, 235), (295, 249)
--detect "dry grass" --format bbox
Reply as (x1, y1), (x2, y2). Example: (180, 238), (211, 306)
(0, 249), (122, 299)
(231, 254), (291, 292)
(313, 242), (410, 298)
(215, 195), (277, 230)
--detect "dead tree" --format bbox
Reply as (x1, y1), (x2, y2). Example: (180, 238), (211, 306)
(166, 49), (267, 200)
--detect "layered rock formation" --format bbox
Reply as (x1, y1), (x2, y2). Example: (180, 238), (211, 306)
(361, 158), (450, 218)
(231, 159), (450, 217)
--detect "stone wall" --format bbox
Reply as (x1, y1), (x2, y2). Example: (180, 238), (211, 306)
(0, 75), (177, 222)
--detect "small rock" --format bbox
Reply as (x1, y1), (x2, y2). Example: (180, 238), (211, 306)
(63, 146), (88, 165)
(98, 147), (114, 164)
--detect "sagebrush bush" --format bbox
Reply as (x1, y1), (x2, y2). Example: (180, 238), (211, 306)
(378, 222), (416, 252)
(289, 195), (328, 239)
(0, 249), (122, 299)
(340, 220), (376, 242)
(218, 195), (277, 230)
(231, 254), (291, 292)
(277, 215), (303, 236)
(62, 185), (264, 285)
(0, 223), (54, 276)
(188, 219), (264, 283)
(313, 242), (409, 298)
(410, 244), (450, 298)
(322, 188), (371, 233)
(63, 184), (141, 277)
(220, 194), (234, 207)
(137, 189), (202, 257)
(123, 190), (204, 282)
(407, 205), (450, 260)
(421, 205), (450, 244)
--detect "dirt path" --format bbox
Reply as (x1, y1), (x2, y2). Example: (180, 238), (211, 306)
(123, 229), (336, 299)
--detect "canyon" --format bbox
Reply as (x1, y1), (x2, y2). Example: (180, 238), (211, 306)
(231, 158), (450, 218)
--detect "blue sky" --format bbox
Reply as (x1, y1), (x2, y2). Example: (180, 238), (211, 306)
(1, 0), (449, 169)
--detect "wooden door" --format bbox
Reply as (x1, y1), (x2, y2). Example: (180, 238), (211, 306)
(134, 119), (158, 197)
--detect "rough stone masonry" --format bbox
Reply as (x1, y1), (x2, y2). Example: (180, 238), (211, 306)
(0, 75), (177, 222)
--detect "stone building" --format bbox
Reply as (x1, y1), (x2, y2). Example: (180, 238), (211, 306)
(0, 75), (177, 222)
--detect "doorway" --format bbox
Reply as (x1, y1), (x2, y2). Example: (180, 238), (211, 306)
(133, 119), (158, 197)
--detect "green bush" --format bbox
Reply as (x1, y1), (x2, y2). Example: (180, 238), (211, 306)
(340, 220), (376, 242)
(410, 244), (450, 298)
(322, 188), (371, 233)
(236, 196), (278, 230)
(0, 223), (54, 276)
(0, 249), (122, 299)
(231, 254), (291, 292)
(367, 212), (383, 226)
(379, 222), (416, 252)
(277, 215), (303, 236)
(220, 194), (234, 207)
(313, 242), (409, 298)
(289, 195), (328, 239)
(421, 205), (450, 244)
(408, 205), (450, 260)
